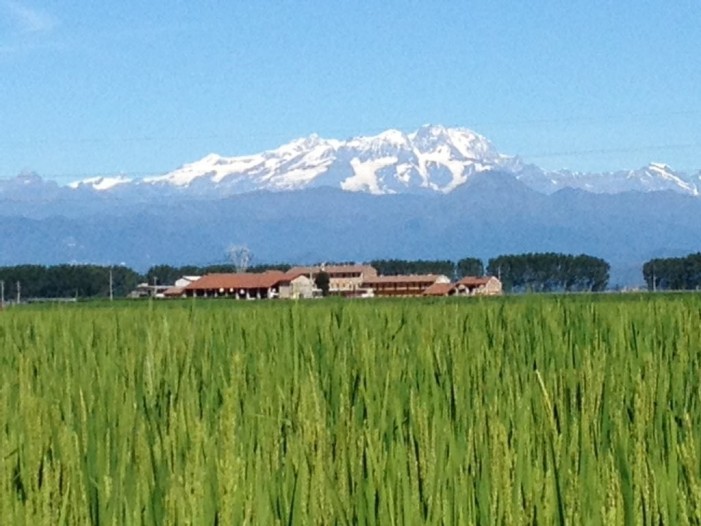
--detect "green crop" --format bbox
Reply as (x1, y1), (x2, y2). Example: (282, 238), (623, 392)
(1, 294), (700, 524)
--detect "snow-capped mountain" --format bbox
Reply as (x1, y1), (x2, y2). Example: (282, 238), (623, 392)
(518, 162), (700, 196)
(19, 124), (701, 198)
(130, 125), (522, 196)
(68, 175), (131, 191)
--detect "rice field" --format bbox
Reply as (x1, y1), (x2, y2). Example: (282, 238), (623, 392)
(1, 294), (701, 524)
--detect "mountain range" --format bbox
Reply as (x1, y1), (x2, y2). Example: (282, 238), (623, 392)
(54, 124), (699, 198)
(1, 125), (700, 287)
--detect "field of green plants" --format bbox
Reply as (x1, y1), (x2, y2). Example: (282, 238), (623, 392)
(1, 294), (701, 524)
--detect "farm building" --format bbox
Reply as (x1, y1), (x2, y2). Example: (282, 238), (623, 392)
(181, 271), (318, 300)
(183, 271), (289, 299)
(423, 282), (457, 297)
(362, 274), (451, 297)
(175, 275), (201, 288)
(163, 275), (201, 298)
(422, 276), (503, 297)
(278, 273), (316, 299)
(287, 264), (378, 296)
(148, 267), (501, 301)
(456, 276), (503, 296)
(128, 283), (172, 298)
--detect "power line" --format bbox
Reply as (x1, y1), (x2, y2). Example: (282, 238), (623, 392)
(527, 142), (701, 161)
(1, 108), (700, 148)
(464, 109), (701, 129)
(2, 110), (701, 181)
(1, 140), (698, 182)
(0, 172), (161, 185)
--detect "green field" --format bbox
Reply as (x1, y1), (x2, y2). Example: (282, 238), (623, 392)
(1, 294), (701, 524)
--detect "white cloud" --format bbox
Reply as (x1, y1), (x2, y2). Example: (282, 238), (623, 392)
(4, 1), (57, 33)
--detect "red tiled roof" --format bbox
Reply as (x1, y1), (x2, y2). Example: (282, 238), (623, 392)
(423, 283), (456, 296)
(287, 265), (377, 277)
(279, 270), (311, 283)
(458, 276), (494, 287)
(185, 271), (287, 291)
(363, 274), (446, 285)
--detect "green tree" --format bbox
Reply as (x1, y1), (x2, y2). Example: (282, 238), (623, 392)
(643, 253), (701, 291)
(145, 265), (182, 286)
(487, 253), (610, 293)
(315, 271), (330, 297)
(0, 264), (143, 299)
(456, 257), (484, 279)
(369, 259), (455, 277)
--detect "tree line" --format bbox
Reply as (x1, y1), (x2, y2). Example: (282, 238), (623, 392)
(642, 253), (701, 291)
(486, 253), (610, 293)
(369, 258), (484, 279)
(0, 252), (612, 300)
(0, 265), (141, 301)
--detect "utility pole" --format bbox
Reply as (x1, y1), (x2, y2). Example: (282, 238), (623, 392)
(0, 280), (4, 308)
(16, 281), (20, 305)
(109, 267), (114, 301)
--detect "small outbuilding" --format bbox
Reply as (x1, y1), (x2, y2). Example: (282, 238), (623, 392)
(278, 273), (316, 299)
(422, 282), (458, 297)
(456, 276), (503, 296)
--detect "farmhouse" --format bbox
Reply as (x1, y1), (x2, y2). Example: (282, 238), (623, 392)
(287, 264), (378, 296)
(362, 274), (451, 297)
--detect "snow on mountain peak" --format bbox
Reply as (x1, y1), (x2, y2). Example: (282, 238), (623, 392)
(68, 175), (132, 191)
(409, 125), (498, 159)
(411, 123), (451, 138)
(273, 133), (333, 156)
(65, 125), (514, 196)
(335, 125), (516, 193)
(649, 162), (670, 171)
(518, 161), (699, 196)
(64, 126), (701, 198)
(642, 163), (698, 195)
(345, 129), (409, 152)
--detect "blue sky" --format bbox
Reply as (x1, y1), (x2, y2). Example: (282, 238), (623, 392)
(1, 1), (700, 183)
